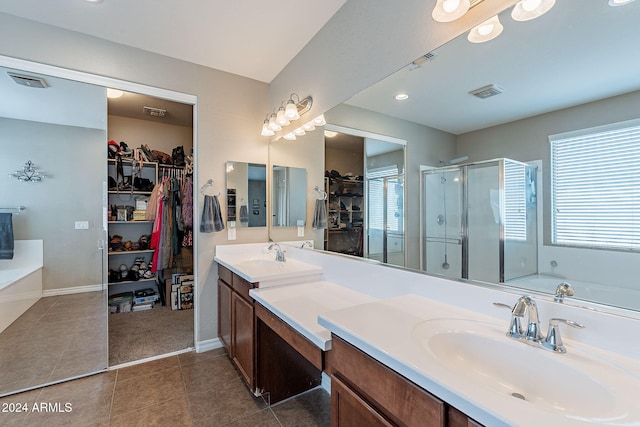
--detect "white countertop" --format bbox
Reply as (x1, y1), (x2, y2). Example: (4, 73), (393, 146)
(214, 254), (323, 287)
(250, 281), (377, 350)
(318, 294), (640, 427)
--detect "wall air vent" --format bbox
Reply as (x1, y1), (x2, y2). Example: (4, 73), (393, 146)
(469, 84), (504, 99)
(7, 72), (48, 89)
(143, 106), (167, 117)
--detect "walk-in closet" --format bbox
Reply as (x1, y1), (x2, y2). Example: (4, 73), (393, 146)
(107, 91), (195, 366)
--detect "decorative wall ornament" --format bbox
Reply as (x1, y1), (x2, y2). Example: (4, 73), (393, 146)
(9, 160), (46, 182)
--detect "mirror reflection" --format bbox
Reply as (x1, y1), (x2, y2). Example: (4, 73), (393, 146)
(226, 162), (267, 227)
(323, 0), (640, 313)
(0, 66), (108, 396)
(272, 165), (307, 227)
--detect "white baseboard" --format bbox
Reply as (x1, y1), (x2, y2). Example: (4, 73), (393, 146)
(43, 284), (103, 297)
(108, 347), (194, 370)
(196, 338), (223, 353)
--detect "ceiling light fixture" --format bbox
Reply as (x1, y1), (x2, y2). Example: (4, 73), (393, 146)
(84, 0), (104, 3)
(608, 0), (636, 5)
(467, 15), (503, 43)
(432, 0), (470, 22)
(394, 93), (409, 101)
(511, 0), (555, 21)
(106, 88), (123, 98)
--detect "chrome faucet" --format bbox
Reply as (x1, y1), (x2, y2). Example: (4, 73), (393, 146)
(494, 296), (585, 353)
(299, 241), (313, 249)
(268, 242), (286, 262)
(554, 282), (575, 303)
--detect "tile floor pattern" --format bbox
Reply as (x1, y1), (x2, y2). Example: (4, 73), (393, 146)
(0, 348), (331, 426)
(0, 291), (107, 396)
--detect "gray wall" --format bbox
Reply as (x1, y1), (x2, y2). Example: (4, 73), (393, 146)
(326, 104), (456, 269)
(0, 12), (268, 345)
(0, 117), (105, 291)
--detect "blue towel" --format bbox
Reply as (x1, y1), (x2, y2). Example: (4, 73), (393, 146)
(312, 199), (328, 229)
(239, 205), (248, 223)
(0, 213), (14, 260)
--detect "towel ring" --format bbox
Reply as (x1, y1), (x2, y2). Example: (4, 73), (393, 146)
(200, 179), (221, 196)
(314, 186), (327, 200)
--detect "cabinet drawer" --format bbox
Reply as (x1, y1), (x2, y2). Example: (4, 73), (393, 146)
(329, 335), (445, 427)
(232, 273), (254, 302)
(217, 263), (233, 285)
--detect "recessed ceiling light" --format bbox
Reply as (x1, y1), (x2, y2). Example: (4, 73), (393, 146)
(324, 131), (338, 138)
(106, 88), (123, 98)
(609, 0), (635, 5)
(395, 93), (409, 101)
(85, 0), (104, 3)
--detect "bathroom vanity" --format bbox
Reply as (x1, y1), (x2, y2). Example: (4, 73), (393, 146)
(215, 243), (640, 426)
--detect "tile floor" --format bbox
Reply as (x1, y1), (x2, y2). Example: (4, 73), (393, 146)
(0, 348), (331, 426)
(0, 291), (107, 396)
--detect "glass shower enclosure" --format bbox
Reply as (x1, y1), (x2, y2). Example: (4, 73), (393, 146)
(422, 158), (537, 283)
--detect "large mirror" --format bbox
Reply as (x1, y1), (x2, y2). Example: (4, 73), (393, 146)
(226, 161), (267, 227)
(0, 66), (108, 396)
(272, 165), (307, 227)
(278, 0), (640, 314)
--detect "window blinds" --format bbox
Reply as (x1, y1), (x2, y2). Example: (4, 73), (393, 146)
(550, 122), (640, 250)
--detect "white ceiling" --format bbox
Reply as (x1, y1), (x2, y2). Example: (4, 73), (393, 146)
(0, 0), (347, 83)
(345, 0), (640, 135)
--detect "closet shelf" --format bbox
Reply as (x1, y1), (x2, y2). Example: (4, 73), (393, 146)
(108, 278), (157, 286)
(108, 249), (155, 256)
(108, 190), (153, 195)
(108, 220), (153, 224)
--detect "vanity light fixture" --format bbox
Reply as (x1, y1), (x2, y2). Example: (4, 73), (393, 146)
(609, 0), (636, 5)
(324, 130), (338, 138)
(283, 132), (297, 141)
(260, 94), (312, 136)
(303, 121), (316, 132)
(511, 0), (555, 22)
(293, 127), (306, 136)
(467, 15), (503, 43)
(395, 93), (410, 101)
(432, 0), (470, 22)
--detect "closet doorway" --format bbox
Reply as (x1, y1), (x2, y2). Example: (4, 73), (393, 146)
(107, 91), (196, 366)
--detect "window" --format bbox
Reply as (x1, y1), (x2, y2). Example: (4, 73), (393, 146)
(366, 166), (402, 232)
(550, 119), (640, 250)
(504, 161), (527, 241)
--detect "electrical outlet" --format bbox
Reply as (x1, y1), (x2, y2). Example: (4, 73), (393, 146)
(75, 221), (89, 230)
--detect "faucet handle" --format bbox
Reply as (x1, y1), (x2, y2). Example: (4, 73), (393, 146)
(554, 282), (575, 303)
(493, 302), (524, 339)
(543, 318), (585, 353)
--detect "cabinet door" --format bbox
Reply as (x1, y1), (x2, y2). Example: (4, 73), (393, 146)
(231, 291), (254, 390)
(217, 279), (232, 354)
(331, 375), (393, 427)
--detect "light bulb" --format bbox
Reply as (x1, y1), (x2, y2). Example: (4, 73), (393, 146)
(276, 107), (290, 126)
(395, 93), (409, 101)
(268, 114), (282, 132)
(467, 15), (503, 43)
(442, 0), (460, 13)
(261, 120), (274, 136)
(313, 114), (326, 126)
(522, 0), (541, 11)
(285, 100), (300, 120)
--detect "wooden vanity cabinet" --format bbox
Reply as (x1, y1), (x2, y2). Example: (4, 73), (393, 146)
(328, 334), (483, 427)
(217, 264), (256, 393)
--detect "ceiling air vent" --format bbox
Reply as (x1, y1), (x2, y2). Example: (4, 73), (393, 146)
(7, 72), (48, 89)
(408, 51), (437, 70)
(143, 106), (167, 117)
(469, 84), (504, 99)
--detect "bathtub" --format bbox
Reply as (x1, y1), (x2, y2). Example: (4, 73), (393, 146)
(506, 274), (639, 313)
(0, 240), (43, 333)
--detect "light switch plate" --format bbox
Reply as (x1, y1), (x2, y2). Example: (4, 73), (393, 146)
(75, 221), (89, 230)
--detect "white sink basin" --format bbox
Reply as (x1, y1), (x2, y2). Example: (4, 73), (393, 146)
(215, 255), (323, 287)
(412, 319), (635, 422)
